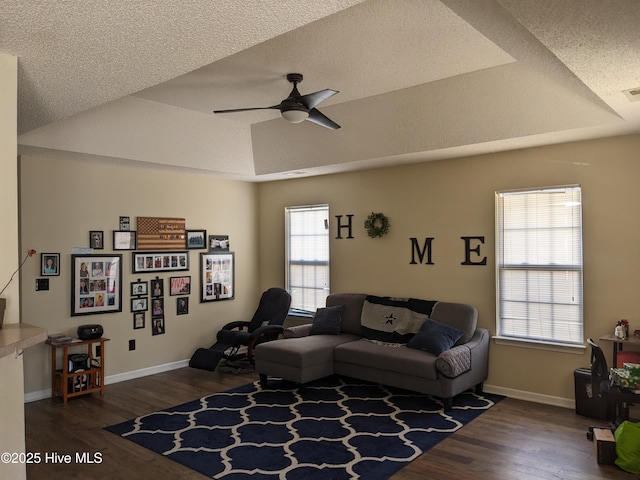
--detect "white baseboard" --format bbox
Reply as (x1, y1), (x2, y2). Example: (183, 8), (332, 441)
(484, 383), (574, 409)
(24, 359), (190, 403)
(104, 359), (189, 385)
(24, 388), (50, 403)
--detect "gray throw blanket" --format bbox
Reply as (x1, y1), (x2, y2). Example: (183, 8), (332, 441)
(360, 295), (435, 344)
(436, 344), (471, 378)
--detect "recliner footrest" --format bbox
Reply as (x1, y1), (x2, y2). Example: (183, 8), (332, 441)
(189, 343), (229, 371)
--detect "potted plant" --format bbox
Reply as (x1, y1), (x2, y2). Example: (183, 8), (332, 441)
(0, 249), (36, 328)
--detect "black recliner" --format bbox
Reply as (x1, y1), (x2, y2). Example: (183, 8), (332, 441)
(189, 288), (291, 371)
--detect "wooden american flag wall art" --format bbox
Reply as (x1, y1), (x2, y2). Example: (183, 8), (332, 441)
(136, 217), (186, 250)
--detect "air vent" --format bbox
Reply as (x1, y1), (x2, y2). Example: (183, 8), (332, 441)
(623, 87), (640, 102)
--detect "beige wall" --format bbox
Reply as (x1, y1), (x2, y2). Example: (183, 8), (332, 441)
(258, 134), (640, 403)
(0, 53), (26, 480)
(0, 56), (19, 321)
(14, 132), (640, 405)
(19, 155), (260, 397)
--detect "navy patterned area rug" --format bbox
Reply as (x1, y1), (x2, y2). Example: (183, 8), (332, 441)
(105, 376), (502, 479)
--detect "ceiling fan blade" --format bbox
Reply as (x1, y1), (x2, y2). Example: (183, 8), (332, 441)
(307, 108), (341, 130)
(298, 89), (339, 110)
(213, 105), (280, 114)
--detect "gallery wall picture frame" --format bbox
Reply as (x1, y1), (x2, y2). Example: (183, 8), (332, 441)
(41, 253), (60, 276)
(113, 230), (137, 250)
(169, 275), (191, 296)
(177, 297), (189, 315)
(208, 235), (230, 252)
(71, 254), (122, 316)
(186, 230), (207, 250)
(131, 297), (148, 312)
(136, 216), (186, 250)
(151, 278), (164, 298)
(152, 316), (165, 335)
(132, 251), (189, 274)
(133, 311), (145, 329)
(151, 297), (164, 316)
(119, 216), (131, 231)
(200, 252), (234, 302)
(130, 280), (148, 297)
(90, 231), (104, 250)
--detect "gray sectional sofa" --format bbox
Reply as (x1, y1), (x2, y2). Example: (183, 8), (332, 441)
(254, 293), (490, 411)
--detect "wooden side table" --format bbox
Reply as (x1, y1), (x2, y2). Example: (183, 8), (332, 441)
(50, 337), (109, 403)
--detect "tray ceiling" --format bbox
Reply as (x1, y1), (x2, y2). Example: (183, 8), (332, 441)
(3, 0), (639, 181)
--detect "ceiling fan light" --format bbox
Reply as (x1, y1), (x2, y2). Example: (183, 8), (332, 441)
(281, 109), (309, 123)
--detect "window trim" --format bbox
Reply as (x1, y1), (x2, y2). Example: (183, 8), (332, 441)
(285, 204), (330, 315)
(495, 185), (584, 348)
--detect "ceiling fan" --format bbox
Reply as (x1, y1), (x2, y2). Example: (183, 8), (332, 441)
(213, 73), (341, 130)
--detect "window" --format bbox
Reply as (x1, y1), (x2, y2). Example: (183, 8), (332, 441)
(285, 204), (330, 314)
(495, 186), (583, 346)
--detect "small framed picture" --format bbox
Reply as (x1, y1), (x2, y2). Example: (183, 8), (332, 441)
(113, 231), (137, 250)
(131, 297), (148, 312)
(169, 276), (191, 296)
(90, 231), (104, 250)
(130, 281), (147, 297)
(151, 298), (164, 316)
(41, 253), (60, 276)
(186, 230), (207, 249)
(152, 316), (165, 336)
(209, 235), (229, 252)
(151, 279), (164, 298)
(133, 311), (145, 329)
(119, 216), (131, 231)
(176, 297), (189, 315)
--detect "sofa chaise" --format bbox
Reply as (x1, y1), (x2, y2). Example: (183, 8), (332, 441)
(254, 293), (490, 411)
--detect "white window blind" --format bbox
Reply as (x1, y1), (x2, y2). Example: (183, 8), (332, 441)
(496, 186), (583, 345)
(285, 204), (330, 314)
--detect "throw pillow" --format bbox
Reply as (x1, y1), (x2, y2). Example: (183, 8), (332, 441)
(407, 318), (464, 356)
(309, 305), (344, 335)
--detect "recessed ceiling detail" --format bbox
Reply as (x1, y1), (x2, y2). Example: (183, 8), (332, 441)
(623, 88), (640, 102)
(6, 0), (640, 181)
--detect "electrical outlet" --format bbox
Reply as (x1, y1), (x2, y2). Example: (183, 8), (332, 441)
(129, 339), (135, 351)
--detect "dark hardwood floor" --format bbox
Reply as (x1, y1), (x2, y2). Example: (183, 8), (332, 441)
(24, 368), (634, 479)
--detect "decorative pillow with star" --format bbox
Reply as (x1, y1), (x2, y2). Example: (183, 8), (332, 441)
(360, 295), (436, 344)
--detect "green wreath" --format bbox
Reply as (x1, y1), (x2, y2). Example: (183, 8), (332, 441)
(364, 212), (390, 238)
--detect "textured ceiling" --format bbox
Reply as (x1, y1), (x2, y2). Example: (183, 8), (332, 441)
(4, 0), (640, 181)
